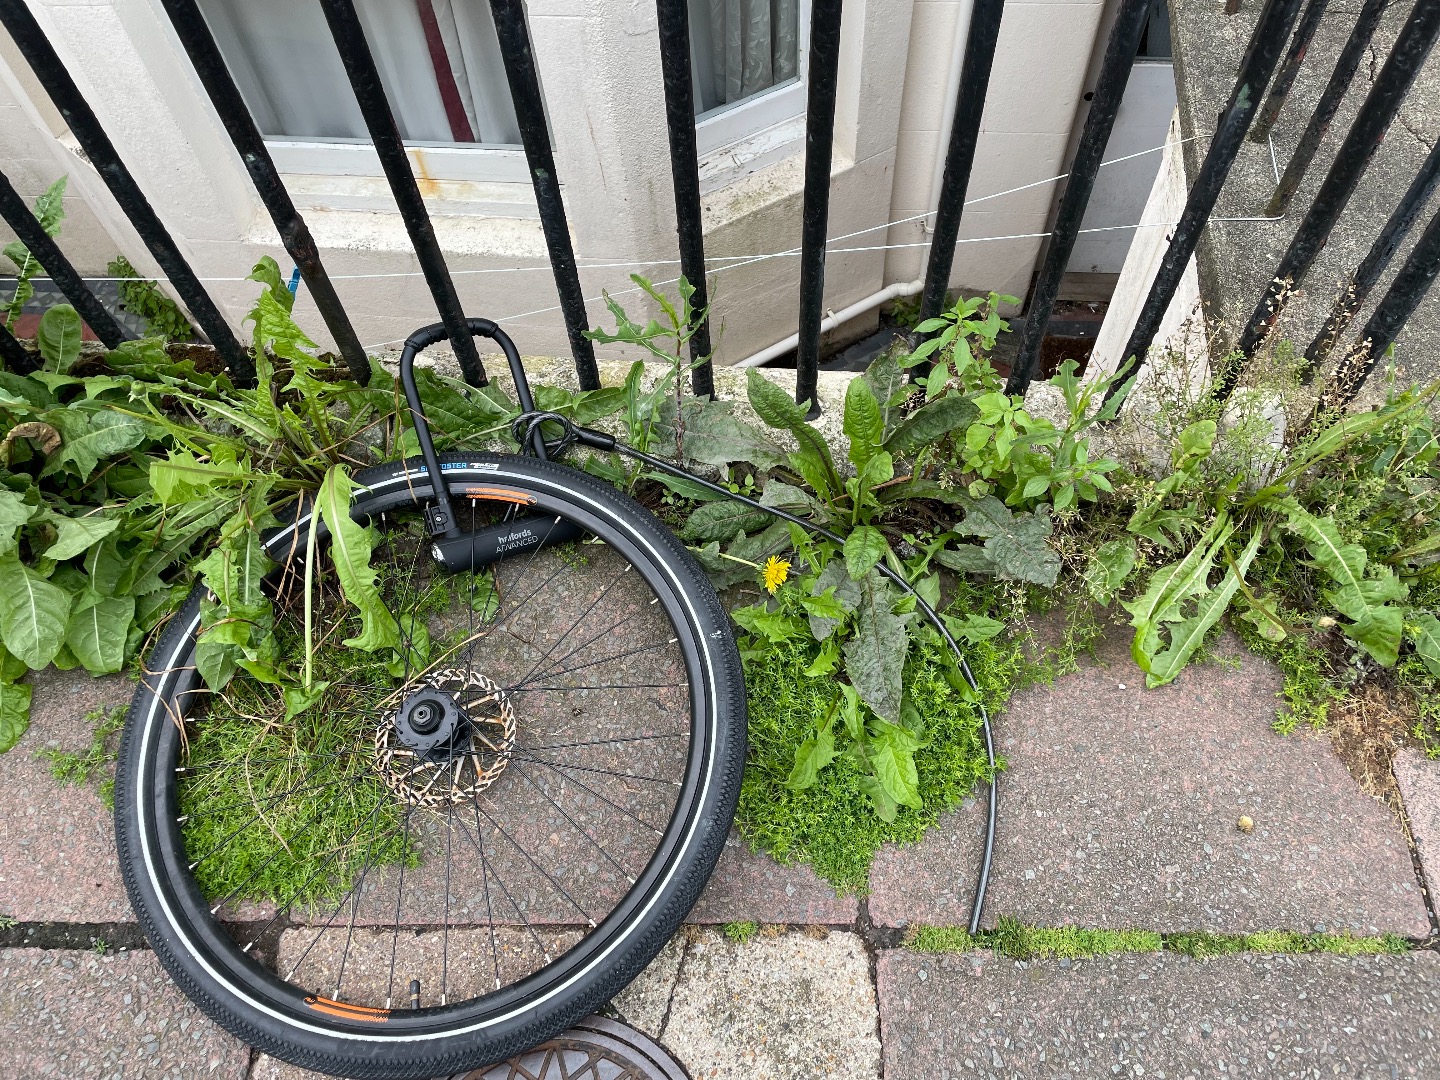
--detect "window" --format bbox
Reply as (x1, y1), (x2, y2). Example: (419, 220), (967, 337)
(195, 0), (524, 182)
(689, 0), (808, 159)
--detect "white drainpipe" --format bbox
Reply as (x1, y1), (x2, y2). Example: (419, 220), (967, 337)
(736, 1), (973, 369)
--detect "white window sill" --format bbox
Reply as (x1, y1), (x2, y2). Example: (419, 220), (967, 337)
(698, 113), (806, 196)
(267, 140), (530, 185)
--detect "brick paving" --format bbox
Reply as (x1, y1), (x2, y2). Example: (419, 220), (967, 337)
(5, 629), (1440, 1077)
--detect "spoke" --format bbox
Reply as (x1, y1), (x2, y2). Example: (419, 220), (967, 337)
(472, 800), (598, 928)
(509, 747), (683, 787)
(511, 763), (637, 884)
(518, 751), (669, 837)
(505, 564), (633, 692)
(385, 807), (416, 1008)
(523, 587), (659, 691)
(505, 639), (679, 694)
(455, 804), (553, 973)
(506, 681), (687, 694)
(523, 732), (689, 752)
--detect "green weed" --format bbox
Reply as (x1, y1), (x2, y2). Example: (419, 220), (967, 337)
(723, 921), (759, 944)
(35, 705), (127, 810)
(735, 592), (1027, 893)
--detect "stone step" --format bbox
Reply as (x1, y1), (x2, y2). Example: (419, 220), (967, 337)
(879, 946), (1440, 1078)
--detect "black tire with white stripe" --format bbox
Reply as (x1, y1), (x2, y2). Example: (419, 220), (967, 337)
(114, 453), (745, 1078)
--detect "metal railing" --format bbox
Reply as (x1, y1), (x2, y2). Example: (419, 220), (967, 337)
(1, 0), (1438, 423)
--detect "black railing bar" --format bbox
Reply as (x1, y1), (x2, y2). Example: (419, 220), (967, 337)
(315, 0), (486, 386)
(655, 0), (715, 399)
(0, 320), (37, 374)
(1301, 134), (1440, 375)
(1224, 0), (1440, 397)
(1306, 203), (1440, 428)
(1006, 0), (1150, 396)
(1267, 0), (1388, 215)
(487, 0), (601, 393)
(0, 0), (254, 383)
(0, 168), (131, 349)
(1248, 0), (1331, 144)
(916, 0), (1006, 337)
(1101, 0), (1306, 413)
(793, 0), (844, 415)
(160, 0), (370, 384)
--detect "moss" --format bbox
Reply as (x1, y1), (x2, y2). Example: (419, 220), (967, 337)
(906, 921), (1410, 959)
(734, 588), (1030, 893)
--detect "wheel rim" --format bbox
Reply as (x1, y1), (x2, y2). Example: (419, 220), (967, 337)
(132, 467), (718, 1038)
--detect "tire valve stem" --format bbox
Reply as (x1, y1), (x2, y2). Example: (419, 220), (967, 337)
(409, 979), (421, 1010)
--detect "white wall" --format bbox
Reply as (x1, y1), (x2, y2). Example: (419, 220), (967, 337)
(886, 0), (1107, 303)
(0, 0), (1102, 366)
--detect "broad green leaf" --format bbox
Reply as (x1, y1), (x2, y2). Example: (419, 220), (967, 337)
(42, 515), (120, 562)
(65, 592), (133, 675)
(0, 678), (32, 752)
(785, 725), (836, 790)
(745, 369), (841, 498)
(1410, 612), (1440, 678)
(196, 529), (271, 612)
(284, 680), (330, 721)
(657, 397), (787, 470)
(760, 480), (828, 523)
(803, 636), (840, 677)
(884, 395), (980, 457)
(953, 496), (1060, 586)
(800, 587), (847, 623)
(933, 544), (997, 576)
(41, 408), (148, 481)
(681, 499), (771, 543)
(36, 305), (83, 371)
(731, 603), (807, 643)
(861, 348), (909, 438)
(843, 377), (884, 471)
(33, 175), (67, 236)
(1283, 507), (1408, 666)
(1123, 516), (1233, 673)
(151, 449), (246, 505)
(0, 641), (26, 682)
(857, 772), (899, 822)
(842, 573), (909, 722)
(869, 730), (923, 809)
(1144, 530), (1263, 687)
(843, 525), (889, 580)
(0, 551), (71, 669)
(316, 466), (400, 653)
(1083, 537), (1137, 604)
(0, 489), (34, 556)
(807, 560), (861, 641)
(942, 612), (1006, 644)
(247, 255), (294, 314)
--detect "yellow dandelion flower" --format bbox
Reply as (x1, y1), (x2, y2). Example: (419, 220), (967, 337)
(761, 555), (791, 594)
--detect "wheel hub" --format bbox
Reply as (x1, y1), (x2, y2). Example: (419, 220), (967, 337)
(375, 670), (517, 808)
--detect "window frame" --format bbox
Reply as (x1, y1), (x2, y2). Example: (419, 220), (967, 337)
(693, 0), (810, 162)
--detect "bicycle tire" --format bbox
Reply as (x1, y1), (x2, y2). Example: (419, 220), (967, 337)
(115, 452), (745, 1078)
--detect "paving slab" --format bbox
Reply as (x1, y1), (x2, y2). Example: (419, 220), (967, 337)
(686, 829), (859, 925)
(0, 667), (134, 924)
(878, 947), (1440, 1079)
(0, 947), (248, 1079)
(614, 928), (881, 1080)
(1394, 748), (1440, 908)
(869, 631), (1429, 935)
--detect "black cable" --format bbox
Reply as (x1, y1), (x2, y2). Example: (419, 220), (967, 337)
(511, 410), (998, 933)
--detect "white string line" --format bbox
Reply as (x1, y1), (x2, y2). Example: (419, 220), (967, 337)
(22, 132), (1217, 288)
(360, 211), (1285, 353)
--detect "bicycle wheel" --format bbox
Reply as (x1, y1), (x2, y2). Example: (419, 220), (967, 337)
(115, 452), (746, 1078)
